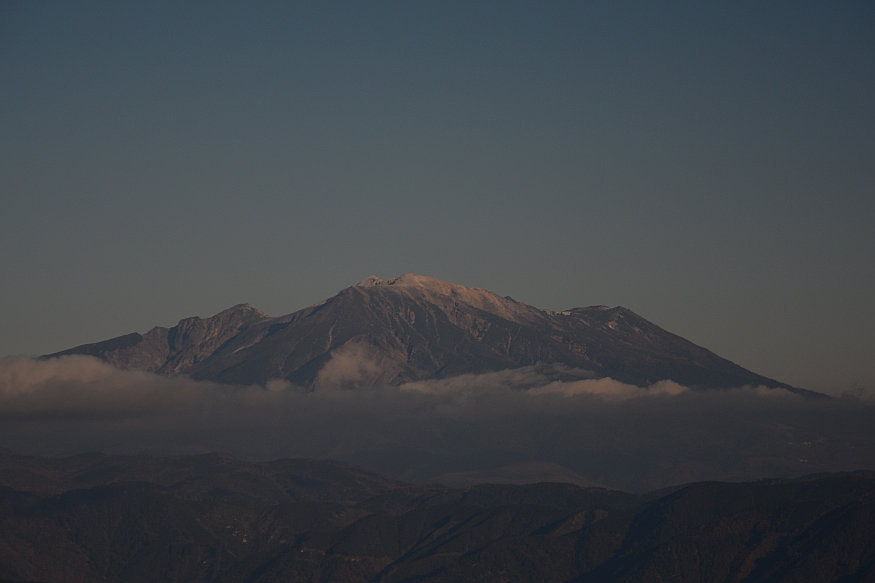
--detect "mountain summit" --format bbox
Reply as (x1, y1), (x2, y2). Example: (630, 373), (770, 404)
(49, 274), (806, 393)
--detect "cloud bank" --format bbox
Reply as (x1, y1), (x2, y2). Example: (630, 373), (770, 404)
(0, 356), (872, 492)
(0, 355), (231, 417)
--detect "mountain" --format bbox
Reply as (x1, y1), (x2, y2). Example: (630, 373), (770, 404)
(48, 273), (807, 393)
(0, 450), (872, 583)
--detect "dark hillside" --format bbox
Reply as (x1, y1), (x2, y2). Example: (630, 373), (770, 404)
(0, 452), (871, 582)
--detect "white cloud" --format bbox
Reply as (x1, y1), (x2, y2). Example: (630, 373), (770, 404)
(0, 355), (226, 417)
(528, 378), (688, 400)
(314, 342), (383, 388)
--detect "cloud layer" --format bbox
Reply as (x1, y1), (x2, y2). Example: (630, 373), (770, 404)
(0, 356), (873, 492)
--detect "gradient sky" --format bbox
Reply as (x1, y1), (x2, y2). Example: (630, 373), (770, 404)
(2, 1), (873, 395)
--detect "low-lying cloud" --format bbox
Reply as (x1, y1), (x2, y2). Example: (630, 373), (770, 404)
(313, 342), (388, 388)
(0, 356), (709, 418)
(0, 355), (230, 417)
(528, 377), (689, 399)
(0, 356), (872, 492)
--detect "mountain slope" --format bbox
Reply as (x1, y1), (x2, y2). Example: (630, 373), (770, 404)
(49, 273), (804, 392)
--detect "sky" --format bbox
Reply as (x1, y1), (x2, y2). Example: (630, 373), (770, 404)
(1, 1), (873, 395)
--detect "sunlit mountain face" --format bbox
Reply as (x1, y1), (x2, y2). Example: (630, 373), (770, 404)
(48, 273), (814, 395)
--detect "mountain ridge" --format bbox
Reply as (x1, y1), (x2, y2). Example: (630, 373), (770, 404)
(47, 274), (814, 395)
(0, 449), (871, 583)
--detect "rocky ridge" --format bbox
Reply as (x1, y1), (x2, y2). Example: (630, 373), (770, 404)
(49, 273), (809, 393)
